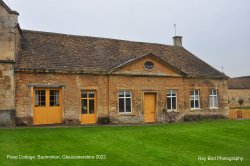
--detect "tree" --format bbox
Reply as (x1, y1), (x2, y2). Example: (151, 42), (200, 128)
(238, 98), (244, 109)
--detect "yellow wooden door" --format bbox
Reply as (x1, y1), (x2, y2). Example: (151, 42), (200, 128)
(81, 91), (97, 124)
(33, 89), (62, 125)
(144, 93), (156, 123)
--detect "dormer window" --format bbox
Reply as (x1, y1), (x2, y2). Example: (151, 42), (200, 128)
(144, 61), (154, 70)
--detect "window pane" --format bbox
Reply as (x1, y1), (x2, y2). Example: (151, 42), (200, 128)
(195, 90), (199, 95)
(212, 90), (217, 95)
(190, 90), (194, 95)
(89, 92), (95, 98)
(125, 91), (131, 97)
(50, 90), (55, 96)
(167, 97), (171, 110)
(82, 99), (87, 114)
(81, 92), (87, 98)
(50, 94), (54, 103)
(172, 97), (177, 109)
(35, 90), (46, 107)
(119, 98), (124, 112)
(144, 61), (154, 70)
(191, 100), (194, 108)
(214, 96), (218, 107)
(40, 93), (46, 106)
(35, 91), (39, 106)
(125, 98), (131, 112)
(89, 100), (95, 114)
(55, 91), (60, 106)
(195, 100), (199, 108)
(119, 91), (124, 97)
(41, 90), (45, 96)
(50, 90), (60, 106)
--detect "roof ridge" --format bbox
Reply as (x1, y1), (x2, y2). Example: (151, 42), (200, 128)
(230, 76), (250, 79)
(22, 29), (174, 47)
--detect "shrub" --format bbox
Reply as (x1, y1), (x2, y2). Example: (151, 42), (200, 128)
(162, 109), (179, 123)
(183, 114), (226, 122)
(97, 117), (110, 124)
(238, 98), (244, 108)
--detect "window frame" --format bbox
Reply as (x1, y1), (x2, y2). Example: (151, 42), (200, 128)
(34, 88), (61, 108)
(209, 89), (218, 109)
(81, 91), (96, 115)
(144, 61), (154, 70)
(118, 90), (132, 114)
(190, 89), (200, 110)
(49, 89), (60, 107)
(34, 89), (46, 107)
(166, 90), (177, 112)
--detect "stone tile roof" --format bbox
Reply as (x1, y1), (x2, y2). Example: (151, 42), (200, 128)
(16, 30), (227, 78)
(0, 0), (19, 15)
(228, 76), (250, 89)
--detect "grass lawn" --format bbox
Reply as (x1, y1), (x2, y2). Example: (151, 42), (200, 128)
(0, 120), (249, 166)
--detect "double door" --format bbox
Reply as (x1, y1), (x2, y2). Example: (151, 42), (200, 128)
(33, 89), (62, 125)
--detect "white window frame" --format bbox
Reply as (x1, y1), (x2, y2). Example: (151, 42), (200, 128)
(167, 90), (177, 112)
(209, 89), (218, 109)
(118, 90), (132, 113)
(190, 90), (200, 110)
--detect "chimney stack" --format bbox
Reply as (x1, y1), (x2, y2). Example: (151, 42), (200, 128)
(173, 36), (182, 47)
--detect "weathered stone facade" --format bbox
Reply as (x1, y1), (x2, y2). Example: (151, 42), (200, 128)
(15, 70), (228, 125)
(0, 2), (19, 126)
(228, 76), (250, 108)
(228, 89), (250, 107)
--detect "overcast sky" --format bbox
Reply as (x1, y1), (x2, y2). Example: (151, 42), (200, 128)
(5, 0), (250, 77)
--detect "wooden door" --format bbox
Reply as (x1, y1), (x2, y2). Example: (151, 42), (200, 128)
(81, 91), (97, 124)
(144, 93), (156, 123)
(33, 89), (62, 125)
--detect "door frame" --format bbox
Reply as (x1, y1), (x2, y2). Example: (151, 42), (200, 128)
(32, 88), (63, 125)
(80, 89), (97, 124)
(142, 91), (158, 123)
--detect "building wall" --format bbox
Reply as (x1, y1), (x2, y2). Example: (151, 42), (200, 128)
(228, 89), (250, 107)
(15, 73), (109, 125)
(0, 4), (19, 126)
(15, 72), (228, 125)
(108, 76), (228, 123)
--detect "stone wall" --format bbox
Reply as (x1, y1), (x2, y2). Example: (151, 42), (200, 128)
(15, 72), (228, 125)
(0, 3), (19, 126)
(15, 73), (109, 125)
(109, 75), (228, 123)
(0, 4), (19, 61)
(228, 89), (250, 107)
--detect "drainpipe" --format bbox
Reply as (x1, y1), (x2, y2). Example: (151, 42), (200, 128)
(107, 74), (110, 119)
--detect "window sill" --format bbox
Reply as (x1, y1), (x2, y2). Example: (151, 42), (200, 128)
(190, 108), (202, 111)
(119, 112), (134, 116)
(166, 110), (179, 113)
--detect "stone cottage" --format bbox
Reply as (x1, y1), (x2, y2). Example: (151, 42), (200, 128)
(228, 76), (250, 108)
(0, 1), (228, 126)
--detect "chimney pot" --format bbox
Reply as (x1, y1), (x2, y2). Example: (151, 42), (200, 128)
(173, 36), (182, 47)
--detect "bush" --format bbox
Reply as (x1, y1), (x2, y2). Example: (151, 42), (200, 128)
(162, 109), (179, 123)
(183, 114), (226, 122)
(97, 117), (110, 124)
(238, 98), (244, 108)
